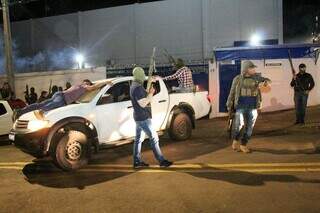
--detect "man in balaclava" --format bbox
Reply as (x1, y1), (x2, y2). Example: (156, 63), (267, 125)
(290, 63), (315, 125)
(160, 58), (194, 92)
(226, 60), (271, 153)
(130, 67), (172, 168)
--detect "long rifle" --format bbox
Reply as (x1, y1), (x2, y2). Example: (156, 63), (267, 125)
(288, 49), (296, 77)
(48, 79), (52, 94)
(163, 49), (176, 65)
(146, 47), (157, 92)
(288, 49), (304, 91)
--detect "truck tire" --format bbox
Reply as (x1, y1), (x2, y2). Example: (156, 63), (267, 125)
(50, 130), (89, 171)
(169, 113), (192, 141)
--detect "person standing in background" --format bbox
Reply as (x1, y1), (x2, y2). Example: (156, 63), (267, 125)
(290, 63), (315, 125)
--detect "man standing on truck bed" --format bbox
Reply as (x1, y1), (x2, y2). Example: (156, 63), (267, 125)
(226, 61), (271, 153)
(130, 67), (173, 169)
(13, 79), (112, 120)
(159, 58), (194, 93)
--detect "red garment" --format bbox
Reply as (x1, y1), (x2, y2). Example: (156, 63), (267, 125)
(8, 99), (27, 109)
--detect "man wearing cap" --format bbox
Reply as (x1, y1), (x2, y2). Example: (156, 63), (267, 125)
(226, 61), (271, 153)
(290, 63), (315, 125)
(130, 67), (173, 168)
(159, 58), (194, 93)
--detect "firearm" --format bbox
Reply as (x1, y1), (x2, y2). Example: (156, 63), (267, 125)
(288, 49), (296, 77)
(288, 49), (304, 91)
(48, 80), (52, 94)
(163, 49), (176, 65)
(25, 84), (29, 104)
(146, 47), (157, 93)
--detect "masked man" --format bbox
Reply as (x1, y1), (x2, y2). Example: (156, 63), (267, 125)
(290, 63), (315, 125)
(160, 58), (194, 93)
(130, 67), (173, 168)
(226, 61), (271, 153)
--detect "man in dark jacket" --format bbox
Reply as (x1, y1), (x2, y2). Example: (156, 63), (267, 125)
(290, 63), (315, 125)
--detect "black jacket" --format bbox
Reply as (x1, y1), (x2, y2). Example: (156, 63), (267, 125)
(290, 72), (315, 93)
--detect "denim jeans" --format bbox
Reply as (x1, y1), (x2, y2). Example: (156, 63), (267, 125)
(134, 119), (165, 164)
(294, 92), (308, 123)
(19, 92), (66, 116)
(231, 107), (258, 145)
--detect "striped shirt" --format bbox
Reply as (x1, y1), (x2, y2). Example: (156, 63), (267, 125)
(163, 66), (194, 88)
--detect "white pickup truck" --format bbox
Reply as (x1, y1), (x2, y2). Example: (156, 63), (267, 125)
(10, 77), (211, 171)
(0, 100), (13, 140)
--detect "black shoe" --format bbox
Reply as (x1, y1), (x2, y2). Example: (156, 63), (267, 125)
(133, 161), (149, 169)
(160, 160), (173, 168)
(294, 121), (300, 125)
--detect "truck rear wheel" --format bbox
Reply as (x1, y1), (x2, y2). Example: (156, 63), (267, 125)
(50, 130), (89, 171)
(169, 113), (192, 141)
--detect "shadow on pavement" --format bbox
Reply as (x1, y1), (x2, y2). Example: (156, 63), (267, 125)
(252, 148), (319, 155)
(22, 162), (130, 189)
(188, 169), (320, 186)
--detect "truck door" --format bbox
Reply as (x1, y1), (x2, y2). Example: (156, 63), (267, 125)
(95, 81), (135, 143)
(0, 102), (12, 136)
(150, 80), (169, 131)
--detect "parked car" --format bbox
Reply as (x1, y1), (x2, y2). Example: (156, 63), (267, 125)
(9, 77), (211, 171)
(0, 100), (13, 141)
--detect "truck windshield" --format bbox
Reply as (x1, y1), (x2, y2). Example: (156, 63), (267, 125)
(76, 87), (103, 103)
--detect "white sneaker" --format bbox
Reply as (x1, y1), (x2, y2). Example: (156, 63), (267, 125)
(232, 140), (239, 151)
(240, 145), (251, 153)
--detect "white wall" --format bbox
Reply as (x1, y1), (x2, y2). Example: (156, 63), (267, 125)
(8, 0), (283, 71)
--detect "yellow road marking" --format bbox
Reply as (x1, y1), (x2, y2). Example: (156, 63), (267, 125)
(1, 162), (320, 173)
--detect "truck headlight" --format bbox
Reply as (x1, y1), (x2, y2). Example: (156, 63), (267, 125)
(28, 120), (49, 131)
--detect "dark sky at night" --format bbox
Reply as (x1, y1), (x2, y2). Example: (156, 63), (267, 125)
(1, 0), (320, 42)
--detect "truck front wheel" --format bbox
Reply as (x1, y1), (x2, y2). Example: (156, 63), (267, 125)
(50, 130), (90, 171)
(169, 113), (192, 141)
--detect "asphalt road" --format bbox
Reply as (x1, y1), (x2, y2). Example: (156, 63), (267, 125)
(0, 106), (320, 213)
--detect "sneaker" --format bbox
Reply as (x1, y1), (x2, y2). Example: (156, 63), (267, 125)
(160, 160), (173, 168)
(34, 110), (45, 120)
(133, 161), (149, 169)
(240, 145), (251, 153)
(232, 140), (239, 151)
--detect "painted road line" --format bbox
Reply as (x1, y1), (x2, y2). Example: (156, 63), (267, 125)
(2, 162), (320, 168)
(1, 162), (320, 173)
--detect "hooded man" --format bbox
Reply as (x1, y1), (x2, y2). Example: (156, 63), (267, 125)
(14, 79), (112, 120)
(226, 61), (271, 153)
(160, 58), (194, 93)
(130, 67), (172, 169)
(290, 63), (315, 125)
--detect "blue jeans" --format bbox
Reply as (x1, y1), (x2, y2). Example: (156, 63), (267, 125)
(231, 108), (258, 145)
(294, 92), (308, 123)
(134, 119), (165, 164)
(19, 92), (66, 116)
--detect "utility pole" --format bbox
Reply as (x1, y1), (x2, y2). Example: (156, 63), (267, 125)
(1, 0), (15, 93)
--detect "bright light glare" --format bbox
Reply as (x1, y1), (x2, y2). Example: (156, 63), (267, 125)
(28, 120), (49, 131)
(75, 53), (85, 68)
(250, 34), (262, 46)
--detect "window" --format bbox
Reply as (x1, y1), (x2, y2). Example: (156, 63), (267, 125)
(97, 82), (130, 105)
(0, 103), (7, 116)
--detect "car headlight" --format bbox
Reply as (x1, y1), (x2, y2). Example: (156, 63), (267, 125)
(27, 120), (49, 131)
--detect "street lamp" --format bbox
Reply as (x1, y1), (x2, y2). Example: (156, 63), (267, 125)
(74, 53), (84, 69)
(250, 33), (262, 46)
